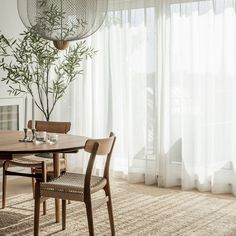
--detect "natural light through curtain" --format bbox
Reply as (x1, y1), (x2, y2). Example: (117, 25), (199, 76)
(53, 0), (159, 184)
(53, 0), (236, 193)
(159, 0), (236, 194)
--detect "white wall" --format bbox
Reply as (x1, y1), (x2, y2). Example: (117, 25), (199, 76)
(0, 1), (43, 124)
(0, 1), (25, 35)
(0, 0), (25, 97)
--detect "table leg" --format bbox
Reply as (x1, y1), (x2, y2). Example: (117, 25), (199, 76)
(53, 153), (60, 223)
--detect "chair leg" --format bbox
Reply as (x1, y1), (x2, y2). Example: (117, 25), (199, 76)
(43, 201), (47, 215)
(31, 168), (35, 199)
(32, 169), (47, 215)
(62, 199), (66, 230)
(64, 164), (71, 205)
(42, 169), (47, 215)
(2, 167), (7, 209)
(34, 182), (41, 236)
(85, 198), (94, 236)
(104, 184), (115, 235)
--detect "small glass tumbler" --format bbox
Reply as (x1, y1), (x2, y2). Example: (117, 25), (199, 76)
(35, 131), (47, 144)
(47, 133), (58, 144)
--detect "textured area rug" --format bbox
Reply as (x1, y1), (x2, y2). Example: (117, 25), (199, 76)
(1, 181), (236, 236)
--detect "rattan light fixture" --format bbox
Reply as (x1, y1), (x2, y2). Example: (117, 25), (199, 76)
(17, 0), (108, 50)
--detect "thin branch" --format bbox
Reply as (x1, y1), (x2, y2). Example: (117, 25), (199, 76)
(35, 100), (47, 119)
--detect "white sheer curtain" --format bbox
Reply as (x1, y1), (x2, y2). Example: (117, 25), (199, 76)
(159, 0), (236, 194)
(52, 0), (159, 184)
(52, 0), (236, 193)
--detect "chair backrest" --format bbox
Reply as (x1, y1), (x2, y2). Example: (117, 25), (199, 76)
(28, 120), (71, 134)
(85, 134), (115, 155)
(84, 132), (116, 188)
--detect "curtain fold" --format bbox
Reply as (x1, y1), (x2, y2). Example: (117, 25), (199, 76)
(159, 0), (236, 195)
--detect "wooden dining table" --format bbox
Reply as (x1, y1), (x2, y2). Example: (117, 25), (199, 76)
(0, 130), (88, 223)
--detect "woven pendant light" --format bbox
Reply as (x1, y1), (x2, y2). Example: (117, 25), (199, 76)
(17, 0), (108, 50)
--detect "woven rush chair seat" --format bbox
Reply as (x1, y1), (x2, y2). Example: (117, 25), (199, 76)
(34, 132), (116, 236)
(40, 172), (107, 201)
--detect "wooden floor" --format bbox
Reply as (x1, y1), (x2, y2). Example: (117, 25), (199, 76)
(0, 177), (33, 197)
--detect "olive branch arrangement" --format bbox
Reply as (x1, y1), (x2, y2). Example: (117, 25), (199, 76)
(0, 31), (95, 121)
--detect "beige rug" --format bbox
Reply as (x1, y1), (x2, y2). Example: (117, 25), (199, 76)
(1, 181), (236, 236)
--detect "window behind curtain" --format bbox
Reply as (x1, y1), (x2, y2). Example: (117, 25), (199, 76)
(73, 5), (159, 182)
(0, 105), (19, 130)
(163, 0), (236, 191)
(0, 98), (24, 131)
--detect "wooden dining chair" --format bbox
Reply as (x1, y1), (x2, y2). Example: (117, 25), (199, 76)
(34, 132), (116, 236)
(27, 120), (71, 193)
(1, 120), (71, 213)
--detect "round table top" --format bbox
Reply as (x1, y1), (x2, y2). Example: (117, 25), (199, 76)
(0, 130), (88, 155)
